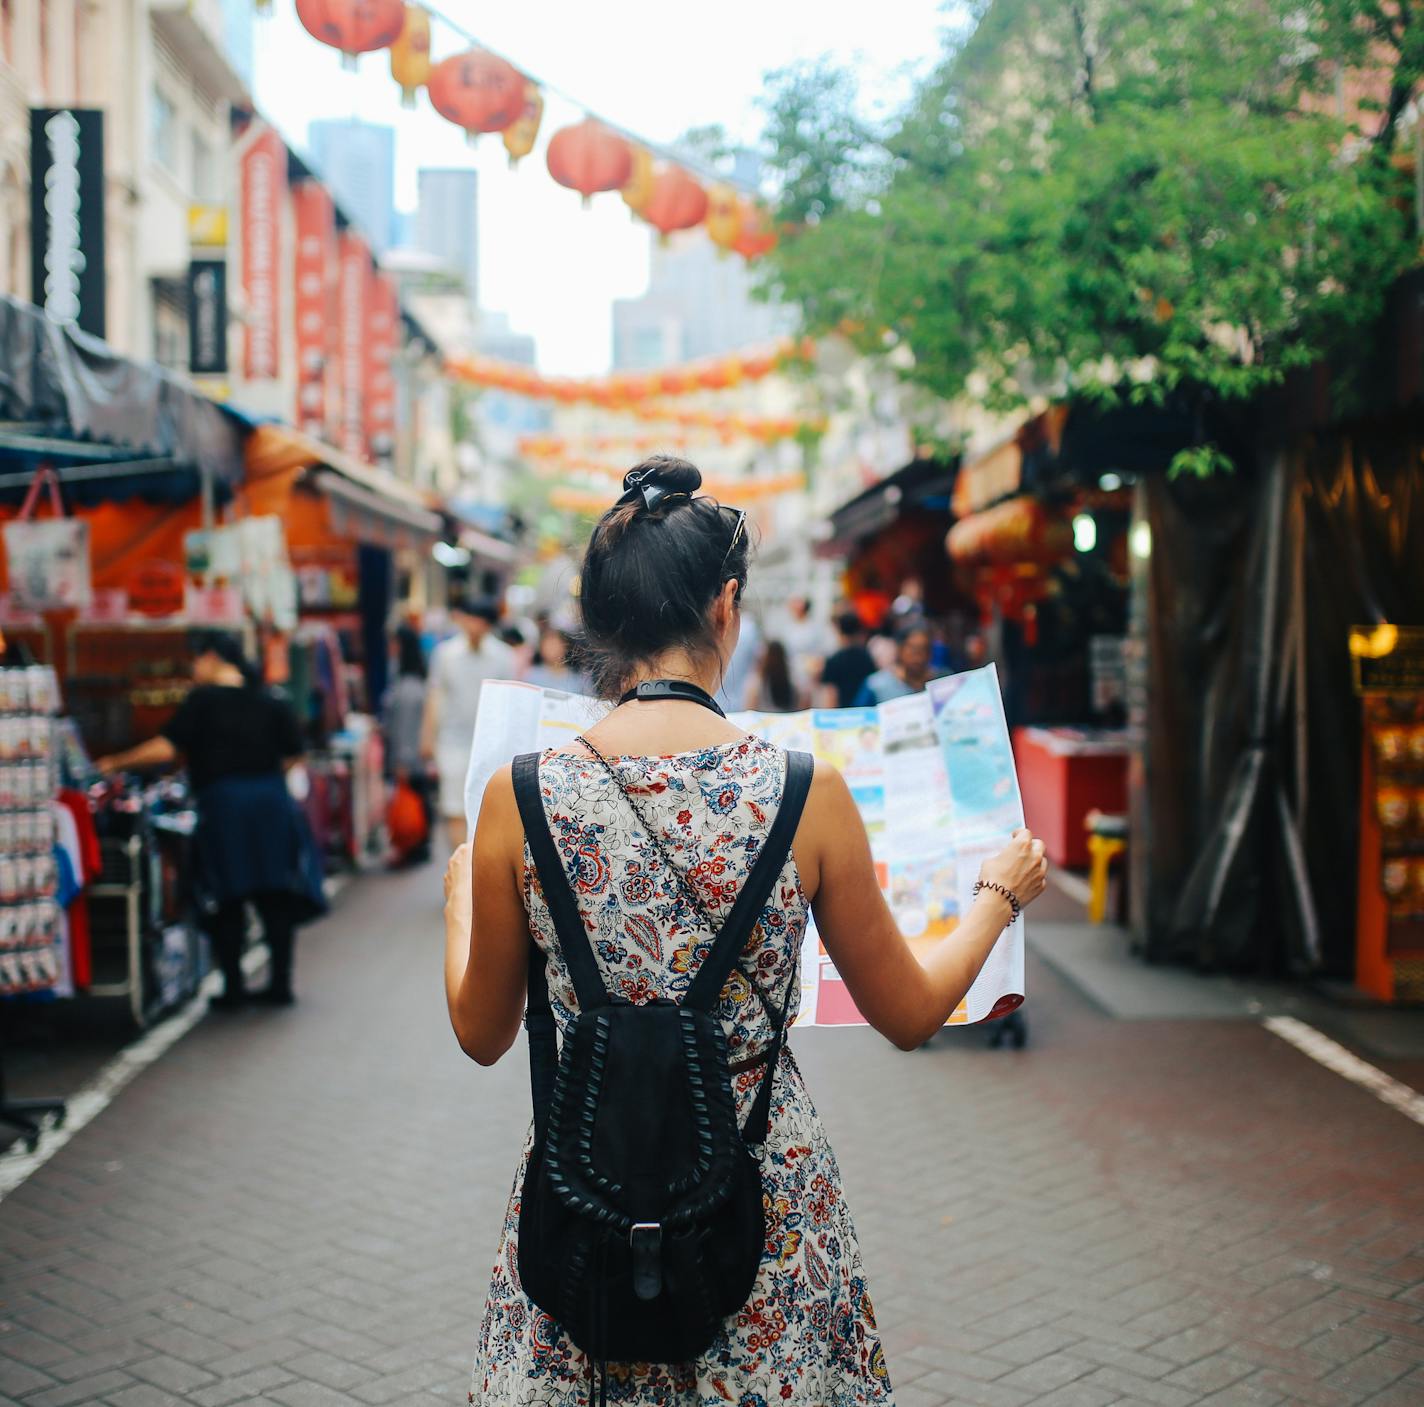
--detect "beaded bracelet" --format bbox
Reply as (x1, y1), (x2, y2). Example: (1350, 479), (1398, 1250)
(972, 879), (1021, 924)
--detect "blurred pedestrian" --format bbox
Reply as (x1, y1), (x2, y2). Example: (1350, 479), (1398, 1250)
(746, 638), (797, 712)
(817, 611), (877, 709)
(383, 624), (432, 864)
(422, 596), (515, 854)
(524, 625), (590, 695)
(443, 454), (1049, 1402)
(95, 632), (326, 1009)
(713, 606), (761, 713)
(855, 623), (937, 705)
(780, 596), (830, 707)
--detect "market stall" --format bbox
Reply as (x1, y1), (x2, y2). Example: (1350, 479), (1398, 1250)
(241, 424), (446, 868)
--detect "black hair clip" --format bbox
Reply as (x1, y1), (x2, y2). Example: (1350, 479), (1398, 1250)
(618, 467), (689, 514)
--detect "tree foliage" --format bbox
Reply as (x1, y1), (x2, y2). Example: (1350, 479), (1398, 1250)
(758, 0), (1420, 465)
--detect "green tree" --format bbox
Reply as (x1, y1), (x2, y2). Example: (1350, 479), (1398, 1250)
(759, 0), (1419, 472)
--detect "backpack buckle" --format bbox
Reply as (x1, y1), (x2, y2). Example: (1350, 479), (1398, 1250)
(629, 1222), (663, 1301)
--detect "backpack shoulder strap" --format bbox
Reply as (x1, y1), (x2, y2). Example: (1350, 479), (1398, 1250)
(511, 751), (608, 1012)
(684, 750), (815, 1012)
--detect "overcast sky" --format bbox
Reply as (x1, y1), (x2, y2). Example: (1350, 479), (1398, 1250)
(253, 2), (959, 375)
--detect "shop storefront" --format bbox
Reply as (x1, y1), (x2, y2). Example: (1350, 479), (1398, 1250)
(946, 413), (1133, 869)
(240, 423), (445, 870)
(0, 295), (250, 1030)
(819, 457), (960, 626)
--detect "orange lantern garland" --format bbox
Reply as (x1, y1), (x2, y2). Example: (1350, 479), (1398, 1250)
(547, 118), (634, 208)
(642, 166), (710, 241)
(388, 4), (431, 107)
(427, 49), (526, 143)
(502, 82), (544, 166)
(295, 0), (405, 65)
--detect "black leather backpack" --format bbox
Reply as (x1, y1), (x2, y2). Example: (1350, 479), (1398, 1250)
(511, 747), (814, 1372)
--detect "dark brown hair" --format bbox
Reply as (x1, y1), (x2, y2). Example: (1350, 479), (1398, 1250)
(579, 455), (750, 699)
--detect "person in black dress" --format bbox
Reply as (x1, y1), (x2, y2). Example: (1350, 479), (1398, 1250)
(96, 633), (326, 1008)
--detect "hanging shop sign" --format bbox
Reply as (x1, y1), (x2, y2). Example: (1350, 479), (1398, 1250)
(29, 108), (106, 338)
(186, 258), (228, 376)
(363, 270), (399, 467)
(337, 231), (370, 461)
(240, 124), (284, 380)
(292, 181), (337, 437)
(946, 496), (1073, 567)
(952, 436), (1022, 518)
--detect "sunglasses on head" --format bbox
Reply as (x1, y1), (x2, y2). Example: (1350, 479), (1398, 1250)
(718, 507), (747, 585)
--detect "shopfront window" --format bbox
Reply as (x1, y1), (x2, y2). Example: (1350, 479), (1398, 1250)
(151, 85), (179, 176)
(191, 130), (219, 202)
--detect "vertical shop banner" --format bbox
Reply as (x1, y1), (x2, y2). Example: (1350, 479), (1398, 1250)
(292, 181), (335, 436)
(337, 231), (370, 460)
(364, 271), (399, 467)
(240, 125), (284, 380)
(29, 108), (106, 338)
(186, 259), (228, 374)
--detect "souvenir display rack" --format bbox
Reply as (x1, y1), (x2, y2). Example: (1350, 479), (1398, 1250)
(0, 664), (67, 1151)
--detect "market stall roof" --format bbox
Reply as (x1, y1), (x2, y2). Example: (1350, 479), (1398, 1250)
(821, 456), (958, 556)
(0, 295), (246, 501)
(242, 421), (442, 548)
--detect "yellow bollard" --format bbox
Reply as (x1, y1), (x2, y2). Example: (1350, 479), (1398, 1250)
(1086, 834), (1126, 924)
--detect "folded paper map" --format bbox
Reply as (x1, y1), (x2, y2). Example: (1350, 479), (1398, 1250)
(464, 664), (1025, 1026)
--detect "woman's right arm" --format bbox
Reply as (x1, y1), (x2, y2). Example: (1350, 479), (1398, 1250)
(95, 735), (178, 775)
(797, 762), (1046, 1050)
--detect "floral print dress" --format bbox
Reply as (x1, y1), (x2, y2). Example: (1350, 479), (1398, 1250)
(470, 737), (894, 1407)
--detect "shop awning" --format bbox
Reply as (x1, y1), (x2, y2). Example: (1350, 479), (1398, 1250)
(0, 295), (246, 489)
(242, 422), (442, 548)
(458, 525), (521, 567)
(821, 457), (957, 555)
(316, 469), (442, 548)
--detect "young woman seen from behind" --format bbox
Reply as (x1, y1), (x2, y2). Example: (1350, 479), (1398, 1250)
(444, 457), (1047, 1405)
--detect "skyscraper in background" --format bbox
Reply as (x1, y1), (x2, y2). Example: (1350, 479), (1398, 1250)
(414, 169), (479, 302)
(307, 118), (396, 252)
(611, 151), (793, 369)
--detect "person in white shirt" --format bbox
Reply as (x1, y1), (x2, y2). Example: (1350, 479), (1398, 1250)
(421, 596), (515, 853)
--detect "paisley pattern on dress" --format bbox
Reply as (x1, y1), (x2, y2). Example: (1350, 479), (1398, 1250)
(470, 737), (894, 1406)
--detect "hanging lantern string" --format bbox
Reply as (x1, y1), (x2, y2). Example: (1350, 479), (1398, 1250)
(332, 0), (765, 197)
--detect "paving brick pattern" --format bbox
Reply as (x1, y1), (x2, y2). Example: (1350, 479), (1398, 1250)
(1, 863), (1423, 1405)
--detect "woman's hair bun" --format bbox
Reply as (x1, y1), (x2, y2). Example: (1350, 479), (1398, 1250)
(622, 455), (701, 497)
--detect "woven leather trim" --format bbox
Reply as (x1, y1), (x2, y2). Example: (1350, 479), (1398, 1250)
(543, 1007), (746, 1234)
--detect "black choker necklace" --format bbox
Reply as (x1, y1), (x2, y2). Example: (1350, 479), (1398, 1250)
(619, 678), (726, 717)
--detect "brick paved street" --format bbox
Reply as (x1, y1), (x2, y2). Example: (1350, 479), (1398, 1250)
(2, 863), (1423, 1407)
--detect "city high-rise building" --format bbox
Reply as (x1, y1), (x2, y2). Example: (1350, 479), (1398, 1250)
(613, 149), (792, 368)
(612, 231), (794, 369)
(308, 118), (396, 253)
(414, 168), (479, 303)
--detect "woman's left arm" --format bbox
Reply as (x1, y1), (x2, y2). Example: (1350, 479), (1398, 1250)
(443, 764), (531, 1065)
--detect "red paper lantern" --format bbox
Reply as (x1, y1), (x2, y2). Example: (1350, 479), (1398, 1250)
(642, 166), (709, 240)
(427, 50), (526, 141)
(546, 119), (633, 208)
(295, 0), (404, 65)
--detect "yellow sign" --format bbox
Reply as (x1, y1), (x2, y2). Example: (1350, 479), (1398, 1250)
(188, 204), (229, 248)
(1350, 624), (1424, 694)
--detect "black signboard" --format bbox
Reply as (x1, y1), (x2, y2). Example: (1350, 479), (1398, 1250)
(30, 107), (106, 339)
(187, 259), (228, 375)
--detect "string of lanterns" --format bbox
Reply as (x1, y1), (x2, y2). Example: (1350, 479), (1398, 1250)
(445, 337), (817, 407)
(283, 1), (784, 258)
